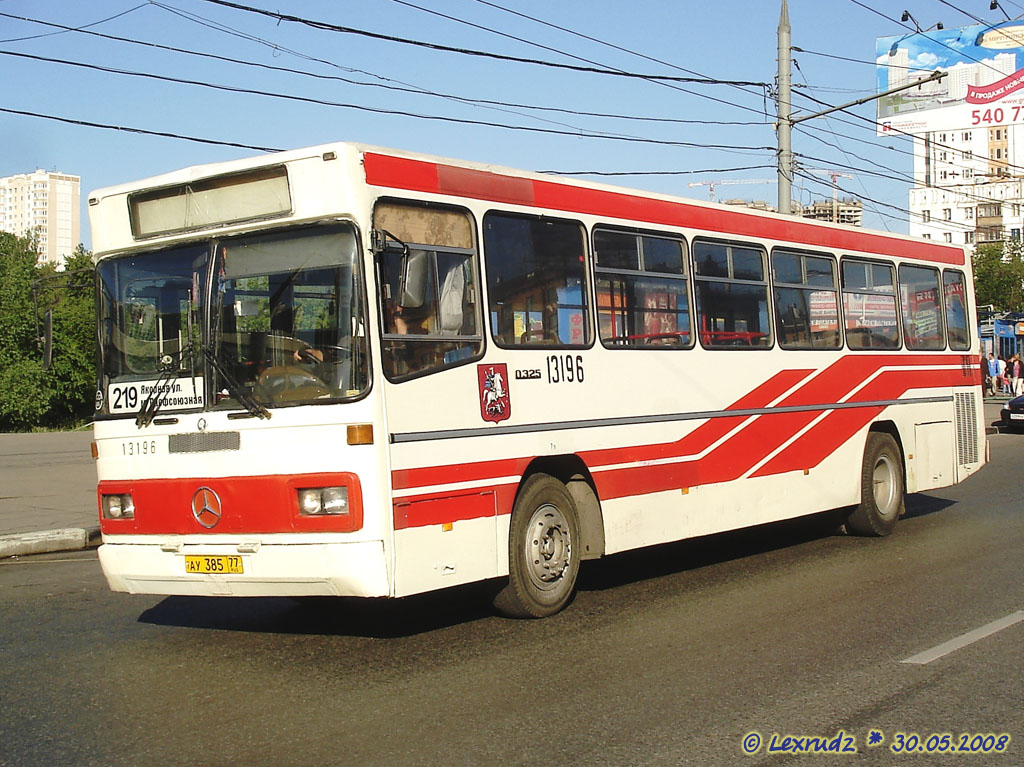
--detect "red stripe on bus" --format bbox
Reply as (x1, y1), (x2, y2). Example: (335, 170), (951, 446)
(363, 153), (965, 265)
(392, 355), (968, 496)
(97, 472), (363, 535)
(390, 355), (978, 522)
(752, 366), (975, 477)
(392, 486), (519, 531)
(576, 368), (814, 469)
(391, 368), (812, 493)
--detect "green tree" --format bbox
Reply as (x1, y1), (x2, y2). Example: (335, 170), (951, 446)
(0, 234), (96, 431)
(41, 245), (96, 426)
(972, 240), (1024, 312)
(0, 232), (49, 430)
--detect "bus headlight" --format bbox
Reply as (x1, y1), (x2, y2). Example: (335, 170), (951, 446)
(102, 493), (135, 519)
(297, 487), (350, 515)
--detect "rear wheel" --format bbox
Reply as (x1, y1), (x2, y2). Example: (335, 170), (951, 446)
(846, 432), (904, 536)
(493, 474), (581, 618)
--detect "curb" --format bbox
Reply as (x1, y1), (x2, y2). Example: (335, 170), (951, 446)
(0, 526), (101, 559)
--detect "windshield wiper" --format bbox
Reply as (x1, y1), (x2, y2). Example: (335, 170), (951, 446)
(135, 353), (178, 428)
(200, 343), (270, 420)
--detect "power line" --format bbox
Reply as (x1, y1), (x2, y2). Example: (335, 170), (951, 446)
(462, 0), (776, 120)
(792, 85), (1024, 179)
(537, 165), (778, 177)
(167, 0), (775, 125)
(196, 0), (766, 86)
(792, 46), (933, 72)
(0, 106), (281, 151)
(790, 60), (896, 230)
(469, 0), (762, 92)
(0, 9), (766, 130)
(0, 3), (147, 43)
(0, 49), (775, 153)
(848, 0), (1016, 83)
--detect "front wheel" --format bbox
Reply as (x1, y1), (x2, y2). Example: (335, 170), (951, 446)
(846, 432), (904, 536)
(493, 474), (581, 618)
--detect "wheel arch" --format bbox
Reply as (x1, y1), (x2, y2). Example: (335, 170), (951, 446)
(867, 420), (906, 488)
(518, 455), (605, 560)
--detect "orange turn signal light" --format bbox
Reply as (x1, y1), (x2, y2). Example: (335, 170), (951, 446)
(347, 424), (374, 445)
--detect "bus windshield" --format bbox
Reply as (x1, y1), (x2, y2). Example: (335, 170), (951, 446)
(95, 224), (369, 418)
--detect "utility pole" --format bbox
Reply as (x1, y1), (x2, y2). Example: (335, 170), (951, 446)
(776, 0), (945, 218)
(777, 0), (793, 214)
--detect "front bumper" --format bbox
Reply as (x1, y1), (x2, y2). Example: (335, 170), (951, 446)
(98, 538), (389, 598)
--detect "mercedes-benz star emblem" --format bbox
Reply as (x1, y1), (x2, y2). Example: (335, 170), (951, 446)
(191, 487), (223, 529)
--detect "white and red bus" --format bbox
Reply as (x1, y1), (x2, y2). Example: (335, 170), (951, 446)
(88, 143), (986, 617)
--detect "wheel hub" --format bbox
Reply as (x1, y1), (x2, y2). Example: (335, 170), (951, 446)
(872, 455), (896, 516)
(527, 504), (572, 587)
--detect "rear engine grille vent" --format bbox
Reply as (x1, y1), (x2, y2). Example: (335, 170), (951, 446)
(168, 431), (241, 454)
(954, 392), (979, 466)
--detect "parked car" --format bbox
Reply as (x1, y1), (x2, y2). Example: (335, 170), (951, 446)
(1000, 393), (1024, 432)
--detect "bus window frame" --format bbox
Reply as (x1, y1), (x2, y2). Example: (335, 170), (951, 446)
(840, 256), (903, 352)
(591, 225), (694, 351)
(372, 198), (486, 384)
(898, 262), (947, 352)
(770, 246), (842, 351)
(692, 236), (774, 351)
(941, 268), (972, 352)
(483, 210), (594, 351)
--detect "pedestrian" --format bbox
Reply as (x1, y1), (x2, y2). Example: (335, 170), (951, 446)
(987, 353), (999, 395)
(1011, 354), (1023, 396)
(998, 355), (1008, 394)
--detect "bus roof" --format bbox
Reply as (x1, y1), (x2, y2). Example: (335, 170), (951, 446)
(89, 141), (966, 266)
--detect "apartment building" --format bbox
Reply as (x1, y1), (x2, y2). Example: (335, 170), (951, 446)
(0, 169), (81, 267)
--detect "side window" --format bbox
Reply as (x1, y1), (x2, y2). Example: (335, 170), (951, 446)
(374, 202), (482, 379)
(483, 212), (590, 347)
(771, 250), (840, 349)
(898, 264), (945, 350)
(943, 269), (971, 351)
(841, 259), (900, 350)
(593, 228), (691, 348)
(693, 240), (772, 348)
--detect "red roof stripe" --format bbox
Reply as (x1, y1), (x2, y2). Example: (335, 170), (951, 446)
(363, 152), (965, 265)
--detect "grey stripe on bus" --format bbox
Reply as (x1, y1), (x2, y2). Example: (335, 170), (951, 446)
(390, 395), (954, 443)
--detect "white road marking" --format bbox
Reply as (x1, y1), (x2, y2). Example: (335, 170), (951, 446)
(901, 610), (1024, 665)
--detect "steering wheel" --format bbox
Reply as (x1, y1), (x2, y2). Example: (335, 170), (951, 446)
(256, 365), (332, 403)
(296, 347), (323, 364)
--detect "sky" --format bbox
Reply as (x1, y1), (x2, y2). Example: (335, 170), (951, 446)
(2, 0), (1021, 248)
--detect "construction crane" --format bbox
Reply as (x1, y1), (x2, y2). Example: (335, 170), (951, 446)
(805, 169), (855, 223)
(687, 178), (777, 202)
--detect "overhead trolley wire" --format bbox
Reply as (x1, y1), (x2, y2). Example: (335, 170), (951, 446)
(459, 0), (776, 120)
(0, 10), (766, 129)
(848, 0), (1017, 82)
(0, 3), (148, 43)
(0, 49), (776, 154)
(792, 85), (1024, 179)
(196, 0), (766, 86)
(167, 0), (776, 124)
(0, 106), (281, 152)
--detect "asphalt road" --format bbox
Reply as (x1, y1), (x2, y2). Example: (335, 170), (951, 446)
(1, 420), (1021, 766)
(0, 430), (96, 535)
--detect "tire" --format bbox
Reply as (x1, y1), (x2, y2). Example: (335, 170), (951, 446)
(846, 432), (904, 537)
(493, 473), (581, 618)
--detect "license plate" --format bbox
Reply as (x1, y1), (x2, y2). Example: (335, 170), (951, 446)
(184, 555), (244, 574)
(1011, 413), (1024, 420)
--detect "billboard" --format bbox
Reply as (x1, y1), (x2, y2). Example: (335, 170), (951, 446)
(876, 22), (1024, 135)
